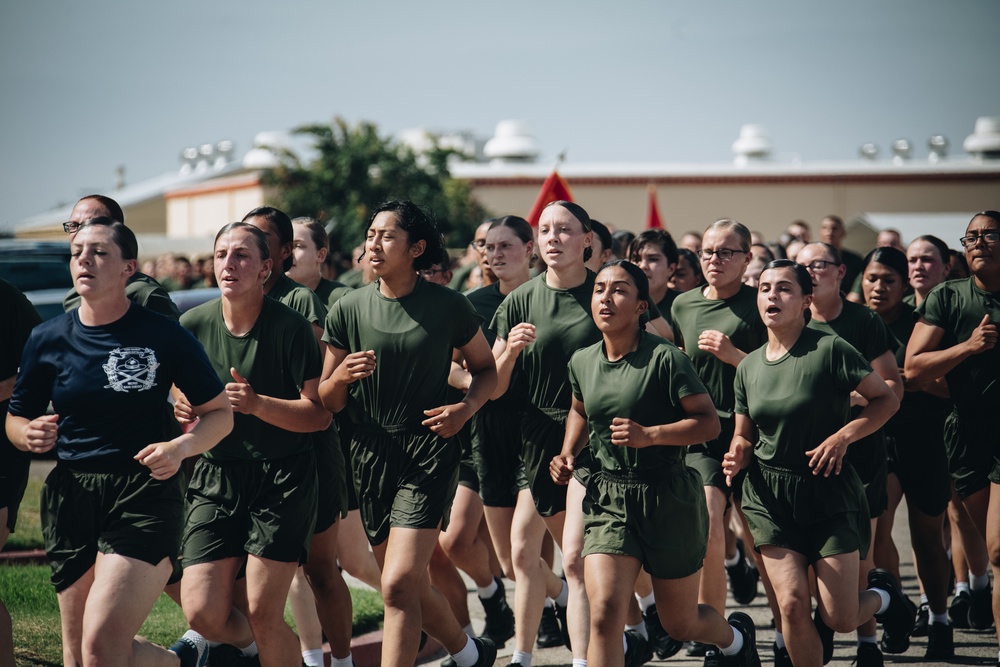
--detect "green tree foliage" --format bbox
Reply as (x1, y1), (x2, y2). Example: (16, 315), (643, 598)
(263, 117), (488, 253)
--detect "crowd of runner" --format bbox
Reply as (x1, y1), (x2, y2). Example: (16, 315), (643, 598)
(1, 194), (998, 667)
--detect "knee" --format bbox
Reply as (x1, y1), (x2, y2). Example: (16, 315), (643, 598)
(562, 552), (585, 585)
(987, 541), (1000, 569)
(81, 632), (127, 666)
(185, 602), (231, 639)
(304, 559), (345, 595)
(381, 573), (421, 611)
(659, 612), (698, 642)
(776, 592), (812, 627)
(510, 543), (535, 573)
(246, 598), (288, 636)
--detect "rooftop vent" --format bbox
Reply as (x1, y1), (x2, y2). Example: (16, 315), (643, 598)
(483, 120), (541, 165)
(963, 116), (1000, 160)
(242, 131), (290, 170)
(859, 143), (880, 161)
(927, 135), (948, 162)
(731, 124), (772, 166)
(891, 139), (913, 165)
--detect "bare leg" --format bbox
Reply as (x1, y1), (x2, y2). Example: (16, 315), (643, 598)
(986, 484), (1000, 650)
(700, 486), (729, 615)
(556, 478), (589, 661)
(302, 521), (354, 660)
(483, 505), (517, 580)
(287, 568), (324, 661)
(428, 542), (472, 629)
(439, 485), (496, 588)
(0, 518), (14, 667)
(510, 490), (564, 655)
(337, 510), (382, 591)
(874, 474), (902, 579)
(586, 554), (643, 667)
(855, 517), (880, 640)
(182, 558), (255, 648)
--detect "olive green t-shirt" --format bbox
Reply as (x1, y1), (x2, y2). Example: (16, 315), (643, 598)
(492, 271), (602, 411)
(63, 271), (181, 320)
(670, 284), (766, 417)
(735, 328), (873, 474)
(268, 273), (327, 327)
(468, 282), (525, 410)
(323, 278), (481, 428)
(180, 297), (322, 461)
(656, 289), (681, 330)
(884, 302), (951, 428)
(315, 278), (353, 312)
(917, 277), (1000, 412)
(807, 298), (897, 362)
(569, 331), (707, 471)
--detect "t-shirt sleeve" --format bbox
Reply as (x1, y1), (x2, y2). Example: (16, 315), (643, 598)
(169, 324), (225, 407)
(567, 353), (584, 402)
(915, 282), (951, 329)
(664, 347), (709, 402)
(288, 289), (328, 326)
(863, 311), (898, 358)
(293, 316), (323, 385)
(733, 358), (749, 415)
(451, 293), (483, 348)
(131, 282), (182, 320)
(670, 301), (685, 349)
(829, 336), (874, 393)
(7, 330), (53, 419)
(322, 299), (350, 350)
(490, 294), (516, 341)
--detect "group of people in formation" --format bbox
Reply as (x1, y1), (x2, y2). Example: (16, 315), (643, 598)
(1, 189), (997, 667)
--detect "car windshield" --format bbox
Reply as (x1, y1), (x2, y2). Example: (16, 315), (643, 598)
(0, 258), (73, 291)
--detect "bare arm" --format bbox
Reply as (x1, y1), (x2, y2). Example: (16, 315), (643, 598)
(608, 392), (720, 448)
(870, 350), (904, 401)
(644, 316), (675, 343)
(448, 349), (472, 392)
(319, 346), (376, 414)
(697, 329), (749, 367)
(906, 316), (997, 385)
(228, 369), (331, 433)
(550, 394), (589, 485)
(0, 375), (14, 404)
(491, 322), (536, 400)
(134, 391), (234, 479)
(723, 413), (757, 486)
(422, 329), (497, 438)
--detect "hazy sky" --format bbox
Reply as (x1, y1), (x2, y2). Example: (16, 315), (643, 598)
(2, 1), (998, 225)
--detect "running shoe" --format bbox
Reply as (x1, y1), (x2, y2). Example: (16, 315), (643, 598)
(470, 637), (497, 667)
(868, 568), (916, 654)
(643, 603), (684, 659)
(856, 642), (884, 667)
(969, 585), (995, 630)
(726, 540), (760, 605)
(949, 589), (971, 628)
(925, 621), (954, 659)
(536, 604), (564, 648)
(813, 607), (834, 665)
(911, 602), (929, 637)
(480, 577), (515, 648)
(624, 629), (654, 667)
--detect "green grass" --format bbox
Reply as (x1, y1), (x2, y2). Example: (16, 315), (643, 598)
(2, 564), (383, 666)
(4, 475), (43, 552)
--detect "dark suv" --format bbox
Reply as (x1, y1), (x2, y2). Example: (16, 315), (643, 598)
(0, 240), (72, 320)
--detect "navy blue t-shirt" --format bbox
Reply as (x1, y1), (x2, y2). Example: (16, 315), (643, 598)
(9, 303), (224, 472)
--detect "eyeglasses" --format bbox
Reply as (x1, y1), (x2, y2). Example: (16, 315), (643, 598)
(959, 231), (1000, 248)
(697, 248), (746, 261)
(62, 221), (82, 234)
(800, 260), (840, 271)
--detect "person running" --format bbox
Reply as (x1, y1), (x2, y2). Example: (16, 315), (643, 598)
(723, 259), (913, 667)
(669, 248), (704, 293)
(0, 277), (42, 667)
(670, 219), (766, 659)
(906, 211), (1000, 657)
(860, 247), (954, 658)
(319, 200), (497, 667)
(629, 229), (681, 332)
(551, 259), (761, 667)
(176, 222), (331, 667)
(6, 218), (232, 667)
(796, 241), (906, 663)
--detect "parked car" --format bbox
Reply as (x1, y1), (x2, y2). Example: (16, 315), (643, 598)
(0, 241), (72, 292)
(169, 286), (220, 313)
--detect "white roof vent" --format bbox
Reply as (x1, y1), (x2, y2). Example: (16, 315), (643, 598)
(483, 120), (541, 164)
(242, 131), (289, 170)
(891, 138), (913, 165)
(731, 124), (772, 166)
(963, 116), (1000, 159)
(859, 143), (880, 161)
(928, 135), (948, 163)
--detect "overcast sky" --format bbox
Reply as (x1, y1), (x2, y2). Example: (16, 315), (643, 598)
(2, 0), (998, 225)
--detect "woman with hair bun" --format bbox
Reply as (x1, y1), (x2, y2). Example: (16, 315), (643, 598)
(320, 200), (498, 667)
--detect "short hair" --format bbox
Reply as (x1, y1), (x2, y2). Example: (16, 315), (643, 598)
(365, 200), (447, 271)
(78, 194), (125, 223)
(628, 229), (679, 266)
(214, 222), (270, 262)
(823, 214), (845, 229)
(705, 219), (752, 252)
(76, 217), (137, 260)
(242, 206), (293, 272)
(292, 216), (329, 253)
(908, 235), (951, 264)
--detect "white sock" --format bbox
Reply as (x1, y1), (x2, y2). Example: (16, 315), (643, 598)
(955, 581), (971, 595)
(931, 611), (950, 625)
(774, 631), (785, 649)
(858, 634), (877, 646)
(870, 588), (891, 615)
(572, 660), (588, 667)
(724, 552), (741, 567)
(623, 633), (629, 652)
(240, 641), (258, 657)
(478, 577), (499, 599)
(920, 593), (929, 605)
(554, 579), (569, 607)
(330, 655), (353, 667)
(512, 650), (532, 666)
(302, 648), (324, 667)
(636, 591), (655, 611)
(626, 621), (647, 639)
(463, 623), (475, 638)
(971, 572), (990, 590)
(719, 624), (744, 656)
(452, 635), (479, 667)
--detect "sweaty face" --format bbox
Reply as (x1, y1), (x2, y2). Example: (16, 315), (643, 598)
(592, 265), (646, 333)
(537, 206), (591, 271)
(861, 262), (905, 317)
(214, 229), (270, 299)
(70, 225), (132, 296)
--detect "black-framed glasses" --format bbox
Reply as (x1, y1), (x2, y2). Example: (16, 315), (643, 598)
(697, 248), (745, 261)
(959, 231), (1000, 248)
(62, 221), (82, 234)
(800, 259), (840, 271)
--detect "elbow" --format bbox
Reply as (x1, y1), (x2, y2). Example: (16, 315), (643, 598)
(699, 413), (722, 443)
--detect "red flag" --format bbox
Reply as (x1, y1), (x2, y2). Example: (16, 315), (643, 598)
(646, 185), (663, 229)
(527, 170), (573, 227)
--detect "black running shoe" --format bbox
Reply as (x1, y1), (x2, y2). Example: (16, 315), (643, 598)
(969, 585), (995, 630)
(688, 641), (711, 657)
(624, 629), (654, 667)
(644, 603), (684, 659)
(868, 568), (916, 654)
(536, 604), (564, 648)
(553, 601), (571, 650)
(856, 642), (884, 667)
(470, 637), (497, 667)
(911, 602), (929, 637)
(949, 589), (971, 629)
(772, 643), (792, 667)
(813, 608), (834, 665)
(480, 577), (515, 648)
(925, 621), (954, 659)
(727, 540), (760, 605)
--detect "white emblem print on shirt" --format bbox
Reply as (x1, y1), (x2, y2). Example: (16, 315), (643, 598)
(103, 347), (159, 392)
